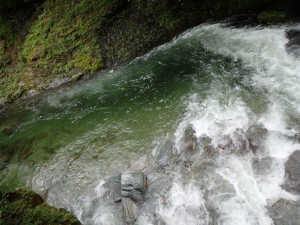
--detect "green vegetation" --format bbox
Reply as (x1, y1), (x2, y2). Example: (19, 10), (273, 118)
(21, 0), (117, 73)
(0, 16), (15, 46)
(257, 10), (287, 24)
(0, 188), (80, 225)
(0, 16), (14, 74)
(0, 0), (276, 105)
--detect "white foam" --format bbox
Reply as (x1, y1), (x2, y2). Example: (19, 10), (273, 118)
(157, 181), (209, 225)
(216, 155), (273, 225)
(172, 22), (300, 225)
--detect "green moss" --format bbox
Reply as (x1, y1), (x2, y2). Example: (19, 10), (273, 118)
(0, 188), (80, 225)
(257, 10), (287, 24)
(0, 73), (23, 102)
(21, 0), (119, 75)
(0, 41), (11, 73)
(66, 49), (102, 73)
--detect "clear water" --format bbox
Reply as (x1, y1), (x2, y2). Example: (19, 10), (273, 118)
(1, 22), (300, 225)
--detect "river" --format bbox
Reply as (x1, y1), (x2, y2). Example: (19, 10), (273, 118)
(0, 21), (300, 225)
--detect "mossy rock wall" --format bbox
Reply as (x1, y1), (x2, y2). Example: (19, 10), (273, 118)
(0, 0), (276, 105)
(0, 188), (81, 225)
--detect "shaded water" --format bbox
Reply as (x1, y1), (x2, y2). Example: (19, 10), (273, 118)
(1, 22), (300, 225)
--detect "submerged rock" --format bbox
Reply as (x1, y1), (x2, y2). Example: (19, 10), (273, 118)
(269, 199), (300, 225)
(282, 150), (300, 194)
(155, 136), (177, 167)
(184, 124), (198, 152)
(127, 155), (148, 171)
(246, 124), (268, 151)
(252, 156), (274, 175)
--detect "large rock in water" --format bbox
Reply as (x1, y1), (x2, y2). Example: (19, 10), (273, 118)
(269, 199), (300, 225)
(282, 150), (300, 194)
(246, 124), (268, 151)
(122, 197), (139, 224)
(120, 171), (147, 224)
(121, 171), (147, 194)
(286, 29), (300, 58)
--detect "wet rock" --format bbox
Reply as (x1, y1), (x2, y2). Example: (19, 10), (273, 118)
(184, 124), (197, 152)
(252, 157), (274, 175)
(246, 124), (268, 151)
(286, 29), (300, 58)
(128, 155), (148, 171)
(184, 125), (197, 142)
(198, 135), (215, 155)
(48, 77), (72, 89)
(113, 181), (122, 203)
(286, 30), (300, 47)
(282, 150), (300, 194)
(106, 170), (148, 224)
(122, 197), (138, 224)
(269, 199), (300, 225)
(121, 171), (147, 194)
(155, 136), (177, 167)
(127, 189), (145, 204)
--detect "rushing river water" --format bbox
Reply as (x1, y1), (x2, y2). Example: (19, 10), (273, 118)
(1, 22), (300, 225)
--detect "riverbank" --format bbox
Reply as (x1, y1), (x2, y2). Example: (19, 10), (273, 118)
(2, 0), (298, 106)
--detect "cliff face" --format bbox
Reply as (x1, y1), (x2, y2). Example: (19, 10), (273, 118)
(0, 0), (280, 105)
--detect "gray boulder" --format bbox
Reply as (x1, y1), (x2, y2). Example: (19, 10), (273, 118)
(121, 171), (147, 194)
(246, 124), (268, 151)
(269, 199), (300, 225)
(282, 150), (300, 194)
(127, 155), (148, 171)
(122, 197), (138, 224)
(121, 171), (147, 224)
